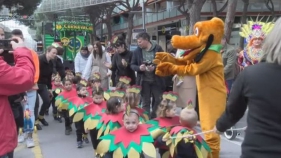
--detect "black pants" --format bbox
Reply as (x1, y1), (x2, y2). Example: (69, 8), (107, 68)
(49, 92), (58, 115)
(155, 134), (169, 157)
(37, 84), (51, 117)
(141, 81), (163, 119)
(12, 103), (23, 134)
(89, 129), (99, 149)
(176, 140), (197, 158)
(74, 120), (86, 142)
(34, 92), (39, 121)
(0, 151), (14, 158)
(60, 110), (71, 128)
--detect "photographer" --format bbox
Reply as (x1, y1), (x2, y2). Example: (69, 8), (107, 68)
(0, 35), (35, 157)
(130, 32), (165, 119)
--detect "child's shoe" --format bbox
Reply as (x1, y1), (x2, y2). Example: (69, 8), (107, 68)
(83, 134), (90, 144)
(65, 127), (71, 135)
(77, 141), (83, 148)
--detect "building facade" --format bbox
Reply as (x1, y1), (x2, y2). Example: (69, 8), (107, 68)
(95, 0), (281, 51)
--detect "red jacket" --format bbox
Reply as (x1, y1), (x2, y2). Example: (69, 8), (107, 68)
(0, 48), (35, 156)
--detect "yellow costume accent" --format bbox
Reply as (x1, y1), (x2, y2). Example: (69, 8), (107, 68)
(154, 17), (227, 158)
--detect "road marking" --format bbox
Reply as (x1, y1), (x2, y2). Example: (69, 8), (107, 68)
(32, 132), (44, 158)
(221, 136), (242, 146)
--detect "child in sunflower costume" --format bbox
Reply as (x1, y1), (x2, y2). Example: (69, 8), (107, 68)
(88, 72), (102, 97)
(146, 91), (180, 158)
(73, 88), (125, 154)
(55, 78), (76, 135)
(70, 79), (92, 148)
(116, 76), (131, 91)
(238, 18), (274, 68)
(96, 107), (157, 158)
(162, 101), (211, 158)
(51, 74), (63, 122)
(123, 85), (149, 122)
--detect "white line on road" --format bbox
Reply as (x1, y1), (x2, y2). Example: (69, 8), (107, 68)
(221, 136), (242, 146)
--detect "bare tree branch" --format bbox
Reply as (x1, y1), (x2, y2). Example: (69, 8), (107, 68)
(264, 0), (275, 17)
(210, 0), (228, 16)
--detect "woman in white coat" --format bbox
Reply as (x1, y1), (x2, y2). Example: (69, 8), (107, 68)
(74, 46), (90, 75)
(82, 42), (111, 90)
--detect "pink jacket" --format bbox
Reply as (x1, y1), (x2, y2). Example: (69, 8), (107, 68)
(0, 48), (35, 156)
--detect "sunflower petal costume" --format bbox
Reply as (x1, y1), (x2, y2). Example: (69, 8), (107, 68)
(163, 126), (211, 158)
(97, 106), (156, 158)
(55, 89), (77, 111)
(67, 96), (93, 117)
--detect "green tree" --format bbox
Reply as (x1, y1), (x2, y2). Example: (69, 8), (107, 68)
(1, 0), (42, 16)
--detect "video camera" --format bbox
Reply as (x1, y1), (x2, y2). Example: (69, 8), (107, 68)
(143, 60), (154, 66)
(0, 39), (17, 65)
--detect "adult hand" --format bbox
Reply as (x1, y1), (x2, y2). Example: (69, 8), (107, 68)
(104, 62), (111, 68)
(139, 64), (146, 71)
(121, 59), (127, 67)
(213, 126), (222, 134)
(0, 49), (4, 54)
(107, 72), (112, 77)
(10, 36), (25, 50)
(147, 65), (155, 71)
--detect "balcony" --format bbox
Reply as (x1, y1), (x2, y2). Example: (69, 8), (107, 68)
(96, 0), (281, 35)
(97, 8), (182, 34)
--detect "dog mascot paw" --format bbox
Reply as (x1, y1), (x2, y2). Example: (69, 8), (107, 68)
(154, 17), (227, 158)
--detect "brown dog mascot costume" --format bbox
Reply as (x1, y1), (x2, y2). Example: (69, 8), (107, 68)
(154, 17), (227, 158)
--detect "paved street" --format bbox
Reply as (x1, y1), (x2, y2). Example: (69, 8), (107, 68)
(14, 115), (246, 158)
(14, 98), (247, 158)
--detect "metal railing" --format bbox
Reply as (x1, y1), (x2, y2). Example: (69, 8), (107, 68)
(37, 0), (120, 13)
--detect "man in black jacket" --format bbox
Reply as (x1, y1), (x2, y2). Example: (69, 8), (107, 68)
(130, 32), (166, 119)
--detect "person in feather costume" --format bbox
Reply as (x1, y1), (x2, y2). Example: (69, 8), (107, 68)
(146, 91), (180, 158)
(96, 106), (157, 158)
(72, 88), (125, 154)
(69, 79), (93, 148)
(123, 85), (149, 122)
(116, 76), (131, 91)
(55, 78), (76, 135)
(162, 101), (211, 158)
(51, 73), (63, 122)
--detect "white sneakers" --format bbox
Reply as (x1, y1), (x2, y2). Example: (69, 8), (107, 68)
(18, 133), (35, 148)
(26, 137), (35, 148)
(18, 133), (27, 143)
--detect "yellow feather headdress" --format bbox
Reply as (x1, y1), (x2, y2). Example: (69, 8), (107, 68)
(109, 90), (125, 98)
(79, 79), (88, 87)
(239, 16), (274, 43)
(119, 76), (131, 85)
(162, 91), (178, 102)
(126, 85), (141, 94)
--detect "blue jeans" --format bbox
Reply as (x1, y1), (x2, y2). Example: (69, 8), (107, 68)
(26, 90), (37, 131)
(226, 79), (234, 93)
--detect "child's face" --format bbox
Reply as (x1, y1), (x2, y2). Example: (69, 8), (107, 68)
(123, 114), (139, 132)
(79, 87), (87, 96)
(93, 94), (103, 104)
(54, 79), (61, 85)
(67, 73), (74, 80)
(165, 104), (177, 117)
(64, 81), (72, 91)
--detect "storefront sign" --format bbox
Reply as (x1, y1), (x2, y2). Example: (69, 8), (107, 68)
(55, 21), (93, 32)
